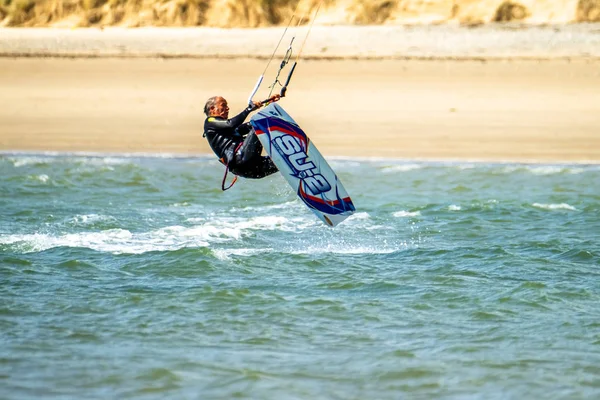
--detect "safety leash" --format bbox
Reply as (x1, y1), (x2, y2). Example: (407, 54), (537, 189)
(248, 0), (324, 103)
(220, 142), (243, 191)
(247, 1), (302, 107)
(280, 0), (323, 97)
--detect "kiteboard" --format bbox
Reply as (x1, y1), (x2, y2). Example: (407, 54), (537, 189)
(250, 103), (355, 227)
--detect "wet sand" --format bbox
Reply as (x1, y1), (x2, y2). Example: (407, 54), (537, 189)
(1, 55), (599, 162)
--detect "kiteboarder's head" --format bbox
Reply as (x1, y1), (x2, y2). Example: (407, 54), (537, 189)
(204, 96), (229, 119)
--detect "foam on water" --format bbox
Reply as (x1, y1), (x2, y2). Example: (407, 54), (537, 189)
(500, 164), (591, 175)
(228, 201), (299, 213)
(380, 164), (423, 173)
(292, 244), (402, 255)
(529, 166), (585, 175)
(346, 212), (370, 221)
(393, 210), (422, 218)
(532, 202), (577, 211)
(287, 232), (416, 255)
(212, 236), (409, 259)
(212, 247), (274, 260)
(68, 214), (118, 226)
(0, 212), (379, 254)
(30, 174), (49, 183)
(0, 226), (222, 254)
(7, 155), (132, 168)
(208, 215), (300, 232)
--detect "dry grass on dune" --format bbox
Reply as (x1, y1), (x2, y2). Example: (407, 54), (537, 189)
(0, 0), (312, 27)
(0, 0), (599, 27)
(0, 0), (211, 27)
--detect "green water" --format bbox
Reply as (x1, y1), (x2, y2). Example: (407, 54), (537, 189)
(1, 153), (600, 399)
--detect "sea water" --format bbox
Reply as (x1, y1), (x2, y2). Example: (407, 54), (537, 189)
(1, 153), (599, 399)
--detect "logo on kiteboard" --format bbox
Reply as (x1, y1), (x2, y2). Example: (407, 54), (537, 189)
(272, 135), (332, 195)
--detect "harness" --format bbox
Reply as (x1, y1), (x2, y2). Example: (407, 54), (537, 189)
(219, 142), (243, 191)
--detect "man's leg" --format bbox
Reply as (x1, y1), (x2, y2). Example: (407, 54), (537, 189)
(236, 129), (263, 165)
(230, 156), (278, 179)
(252, 156), (279, 179)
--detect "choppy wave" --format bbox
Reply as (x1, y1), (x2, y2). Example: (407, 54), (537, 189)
(7, 154), (132, 168)
(500, 165), (591, 175)
(532, 202), (577, 211)
(0, 211), (385, 255)
(28, 174), (49, 183)
(380, 164), (424, 174)
(0, 227), (214, 254)
(393, 210), (421, 218)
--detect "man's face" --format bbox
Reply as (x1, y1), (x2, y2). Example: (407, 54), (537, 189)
(212, 97), (229, 119)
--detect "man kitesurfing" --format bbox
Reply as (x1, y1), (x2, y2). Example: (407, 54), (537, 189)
(203, 94), (281, 188)
(200, 1), (354, 226)
(203, 0), (323, 191)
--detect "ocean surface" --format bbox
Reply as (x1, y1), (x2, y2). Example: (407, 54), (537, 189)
(1, 153), (600, 399)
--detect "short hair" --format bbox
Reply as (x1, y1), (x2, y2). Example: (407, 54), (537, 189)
(204, 96), (219, 116)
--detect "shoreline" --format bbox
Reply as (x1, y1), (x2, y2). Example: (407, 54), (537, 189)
(4, 149), (600, 166)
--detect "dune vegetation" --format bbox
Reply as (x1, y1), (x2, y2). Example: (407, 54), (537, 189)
(0, 0), (599, 28)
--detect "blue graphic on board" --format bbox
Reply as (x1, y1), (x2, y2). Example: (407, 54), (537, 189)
(250, 103), (355, 227)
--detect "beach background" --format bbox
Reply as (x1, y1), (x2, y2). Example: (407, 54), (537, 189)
(1, 0), (600, 162)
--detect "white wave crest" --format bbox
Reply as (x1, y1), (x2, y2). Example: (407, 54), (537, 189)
(212, 248), (272, 261)
(529, 166), (572, 176)
(10, 157), (50, 167)
(189, 213), (315, 232)
(32, 174), (49, 183)
(532, 203), (577, 211)
(448, 205), (461, 211)
(291, 242), (411, 255)
(0, 225), (237, 254)
(393, 210), (421, 218)
(347, 212), (370, 221)
(229, 201), (298, 213)
(8, 155), (131, 168)
(210, 215), (304, 232)
(69, 214), (117, 226)
(501, 165), (586, 175)
(381, 164), (423, 174)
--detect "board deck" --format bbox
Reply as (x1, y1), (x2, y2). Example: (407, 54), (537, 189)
(250, 103), (355, 227)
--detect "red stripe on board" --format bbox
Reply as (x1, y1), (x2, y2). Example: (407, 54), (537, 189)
(299, 184), (348, 206)
(269, 127), (308, 150)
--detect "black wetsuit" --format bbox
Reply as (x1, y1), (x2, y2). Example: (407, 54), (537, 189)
(203, 107), (278, 179)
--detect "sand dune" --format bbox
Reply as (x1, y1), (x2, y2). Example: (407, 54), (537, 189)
(1, 0), (599, 28)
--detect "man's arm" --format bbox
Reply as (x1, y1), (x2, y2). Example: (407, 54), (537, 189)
(206, 95), (280, 135)
(207, 108), (252, 133)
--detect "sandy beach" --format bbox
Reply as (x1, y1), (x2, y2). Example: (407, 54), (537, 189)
(1, 27), (599, 162)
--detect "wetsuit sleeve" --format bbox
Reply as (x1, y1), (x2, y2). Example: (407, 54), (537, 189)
(206, 108), (252, 134)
